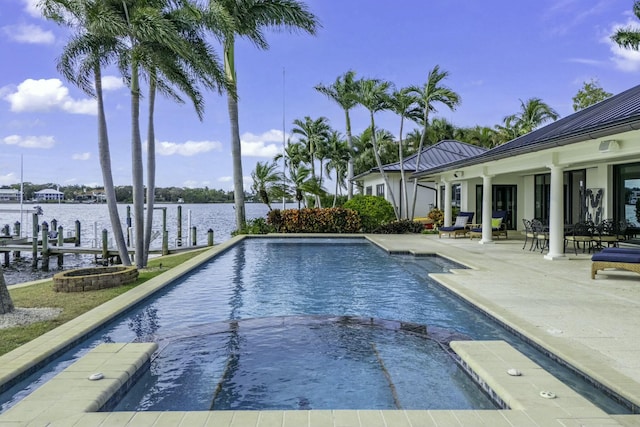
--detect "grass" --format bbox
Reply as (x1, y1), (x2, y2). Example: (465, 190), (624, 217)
(0, 248), (209, 356)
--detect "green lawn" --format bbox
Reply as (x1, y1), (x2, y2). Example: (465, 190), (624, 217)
(0, 249), (208, 356)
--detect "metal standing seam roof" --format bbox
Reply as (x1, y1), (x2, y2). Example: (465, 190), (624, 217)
(412, 84), (640, 178)
(353, 140), (487, 180)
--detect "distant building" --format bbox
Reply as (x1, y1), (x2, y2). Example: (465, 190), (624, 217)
(34, 188), (64, 202)
(0, 188), (21, 202)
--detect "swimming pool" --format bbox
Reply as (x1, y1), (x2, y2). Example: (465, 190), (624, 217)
(0, 237), (630, 413)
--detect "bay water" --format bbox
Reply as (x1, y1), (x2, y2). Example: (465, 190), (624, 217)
(1, 202), (277, 285)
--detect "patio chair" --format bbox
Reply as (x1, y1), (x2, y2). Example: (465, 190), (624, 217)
(530, 219), (549, 253)
(469, 210), (508, 240)
(522, 219), (534, 250)
(592, 219), (619, 250)
(438, 212), (475, 238)
(564, 221), (594, 255)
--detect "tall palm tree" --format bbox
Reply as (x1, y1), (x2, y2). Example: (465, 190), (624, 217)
(139, 1), (228, 265)
(408, 65), (461, 219)
(611, 2), (640, 50)
(324, 131), (350, 206)
(275, 139), (306, 174)
(389, 87), (419, 218)
(291, 116), (330, 189)
(251, 160), (282, 210)
(314, 70), (360, 199)
(40, 0), (131, 265)
(352, 78), (400, 220)
(209, 0), (319, 230)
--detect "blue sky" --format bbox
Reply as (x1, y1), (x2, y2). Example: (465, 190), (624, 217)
(1, 0), (640, 190)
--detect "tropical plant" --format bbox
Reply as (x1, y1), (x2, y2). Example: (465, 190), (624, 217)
(210, 0), (319, 230)
(288, 165), (324, 209)
(408, 65), (461, 219)
(250, 160), (283, 211)
(572, 79), (613, 111)
(611, 2), (640, 51)
(352, 78), (401, 220)
(40, 0), (131, 265)
(315, 70), (360, 199)
(389, 87), (419, 218)
(0, 267), (13, 315)
(507, 98), (559, 135)
(291, 116), (330, 207)
(343, 194), (395, 232)
(324, 131), (351, 207)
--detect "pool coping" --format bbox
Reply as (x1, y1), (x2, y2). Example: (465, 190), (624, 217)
(1, 233), (640, 426)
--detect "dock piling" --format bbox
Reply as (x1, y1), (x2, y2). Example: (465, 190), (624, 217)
(191, 226), (197, 246)
(75, 220), (81, 247)
(31, 213), (38, 268)
(101, 229), (108, 265)
(208, 229), (214, 246)
(177, 206), (182, 247)
(41, 222), (49, 272)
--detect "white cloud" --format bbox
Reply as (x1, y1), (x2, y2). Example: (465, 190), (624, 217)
(567, 58), (604, 66)
(2, 24), (54, 44)
(101, 76), (125, 91)
(156, 140), (223, 156)
(218, 176), (232, 183)
(240, 129), (285, 157)
(72, 152), (91, 161)
(22, 0), (42, 18)
(2, 134), (55, 149)
(4, 79), (97, 115)
(0, 173), (18, 186)
(605, 18), (640, 72)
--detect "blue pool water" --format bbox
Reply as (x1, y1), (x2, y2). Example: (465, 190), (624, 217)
(0, 237), (631, 413)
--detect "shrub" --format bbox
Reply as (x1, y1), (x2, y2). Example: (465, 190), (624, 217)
(232, 217), (275, 236)
(373, 220), (425, 234)
(267, 208), (361, 233)
(427, 207), (444, 227)
(343, 195), (395, 232)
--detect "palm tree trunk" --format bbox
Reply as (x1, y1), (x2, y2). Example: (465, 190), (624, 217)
(410, 114), (429, 219)
(370, 113), (400, 220)
(131, 62), (145, 268)
(345, 111), (354, 199)
(398, 116), (408, 219)
(0, 266), (14, 314)
(225, 38), (246, 229)
(95, 65), (130, 265)
(143, 75), (157, 266)
(333, 171), (339, 207)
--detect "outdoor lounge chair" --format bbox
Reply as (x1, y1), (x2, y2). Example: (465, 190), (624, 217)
(469, 210), (508, 239)
(438, 212), (474, 238)
(591, 248), (640, 279)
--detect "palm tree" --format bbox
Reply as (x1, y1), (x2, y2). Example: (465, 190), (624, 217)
(408, 65), (461, 219)
(287, 165), (324, 210)
(291, 116), (330, 196)
(251, 160), (282, 210)
(389, 87), (419, 218)
(275, 139), (306, 174)
(352, 78), (400, 220)
(315, 70), (360, 199)
(40, 0), (131, 265)
(0, 267), (13, 315)
(139, 2), (228, 265)
(513, 98), (559, 135)
(611, 2), (640, 50)
(209, 0), (319, 230)
(324, 130), (351, 207)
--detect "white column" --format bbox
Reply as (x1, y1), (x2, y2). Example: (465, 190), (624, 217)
(443, 180), (452, 226)
(480, 174), (494, 244)
(545, 164), (566, 260)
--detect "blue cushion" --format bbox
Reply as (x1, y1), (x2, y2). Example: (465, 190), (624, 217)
(592, 252), (640, 263)
(439, 226), (463, 231)
(601, 247), (640, 254)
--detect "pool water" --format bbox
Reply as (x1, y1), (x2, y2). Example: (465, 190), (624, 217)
(114, 317), (494, 411)
(0, 238), (631, 413)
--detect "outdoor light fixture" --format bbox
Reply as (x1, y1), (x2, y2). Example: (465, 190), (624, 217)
(453, 171), (464, 178)
(598, 140), (620, 153)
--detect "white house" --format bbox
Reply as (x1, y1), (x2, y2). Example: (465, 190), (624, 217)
(412, 84), (640, 258)
(354, 140), (487, 218)
(0, 189), (21, 202)
(34, 188), (64, 202)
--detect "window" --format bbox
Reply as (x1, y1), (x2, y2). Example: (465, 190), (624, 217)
(365, 186), (372, 196)
(376, 184), (385, 197)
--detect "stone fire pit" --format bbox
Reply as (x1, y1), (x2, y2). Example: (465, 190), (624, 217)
(53, 266), (139, 292)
